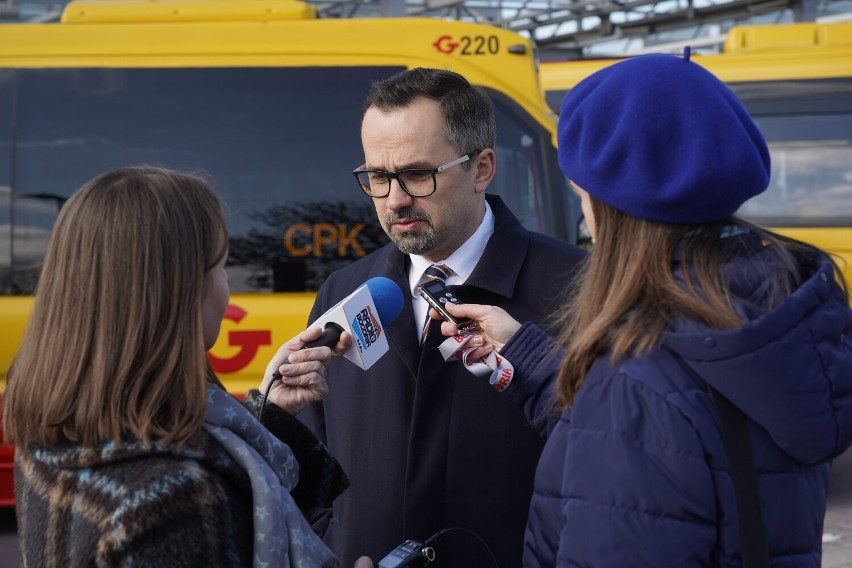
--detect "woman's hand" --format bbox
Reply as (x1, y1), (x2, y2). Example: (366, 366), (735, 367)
(432, 302), (522, 359)
(260, 326), (351, 415)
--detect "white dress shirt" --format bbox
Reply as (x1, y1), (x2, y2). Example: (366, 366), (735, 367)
(408, 200), (495, 340)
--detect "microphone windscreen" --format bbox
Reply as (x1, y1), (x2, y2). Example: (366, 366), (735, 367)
(365, 277), (404, 326)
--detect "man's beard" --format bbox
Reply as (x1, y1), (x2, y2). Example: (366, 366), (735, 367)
(384, 208), (436, 256)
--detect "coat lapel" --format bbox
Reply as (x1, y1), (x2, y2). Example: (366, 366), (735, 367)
(369, 246), (421, 378)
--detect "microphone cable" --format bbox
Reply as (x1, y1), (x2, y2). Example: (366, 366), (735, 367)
(255, 376), (276, 424)
(418, 527), (499, 567)
(255, 322), (344, 424)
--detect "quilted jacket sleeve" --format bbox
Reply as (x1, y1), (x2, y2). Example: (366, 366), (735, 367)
(501, 322), (565, 439)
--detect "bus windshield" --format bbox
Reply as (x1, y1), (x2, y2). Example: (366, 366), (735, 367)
(733, 78), (852, 226)
(2, 66), (562, 295)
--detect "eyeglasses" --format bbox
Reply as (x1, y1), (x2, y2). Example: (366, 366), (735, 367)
(353, 150), (482, 198)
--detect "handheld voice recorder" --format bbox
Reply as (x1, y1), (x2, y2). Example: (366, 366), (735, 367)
(377, 539), (434, 567)
(416, 279), (475, 331)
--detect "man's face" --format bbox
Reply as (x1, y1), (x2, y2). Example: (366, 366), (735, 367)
(360, 96), (486, 261)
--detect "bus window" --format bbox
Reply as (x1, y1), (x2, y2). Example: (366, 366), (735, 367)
(9, 195), (64, 294)
(733, 79), (852, 226)
(0, 70), (11, 294)
(488, 91), (573, 239)
(6, 66), (572, 296)
(11, 66), (390, 294)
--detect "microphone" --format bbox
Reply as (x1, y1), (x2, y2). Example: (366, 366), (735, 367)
(271, 277), (404, 381)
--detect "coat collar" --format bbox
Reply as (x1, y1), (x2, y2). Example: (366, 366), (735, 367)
(462, 194), (530, 299)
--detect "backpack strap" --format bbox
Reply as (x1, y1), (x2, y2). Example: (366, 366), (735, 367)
(669, 349), (771, 568)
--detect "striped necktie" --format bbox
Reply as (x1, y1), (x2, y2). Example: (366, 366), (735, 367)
(420, 263), (452, 344)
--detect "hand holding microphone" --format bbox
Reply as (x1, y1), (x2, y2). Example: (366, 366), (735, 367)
(260, 325), (352, 416)
(259, 277), (404, 418)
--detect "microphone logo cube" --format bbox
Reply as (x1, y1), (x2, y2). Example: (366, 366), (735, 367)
(352, 305), (381, 349)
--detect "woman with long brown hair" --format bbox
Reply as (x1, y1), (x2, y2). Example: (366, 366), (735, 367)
(437, 52), (852, 566)
(4, 166), (349, 567)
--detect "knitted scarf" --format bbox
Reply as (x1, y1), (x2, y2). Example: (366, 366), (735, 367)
(202, 384), (338, 567)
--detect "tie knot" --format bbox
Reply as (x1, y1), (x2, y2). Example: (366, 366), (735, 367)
(423, 263), (452, 283)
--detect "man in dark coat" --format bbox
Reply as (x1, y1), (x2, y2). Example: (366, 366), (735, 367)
(299, 67), (586, 567)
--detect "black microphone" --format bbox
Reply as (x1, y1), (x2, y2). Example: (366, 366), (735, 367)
(292, 322), (346, 355)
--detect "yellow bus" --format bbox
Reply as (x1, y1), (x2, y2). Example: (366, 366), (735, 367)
(0, 0), (579, 504)
(540, 21), (852, 288)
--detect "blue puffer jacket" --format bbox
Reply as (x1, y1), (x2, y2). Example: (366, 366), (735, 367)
(502, 255), (852, 567)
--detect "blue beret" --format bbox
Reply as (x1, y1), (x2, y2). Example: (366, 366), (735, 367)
(557, 51), (771, 224)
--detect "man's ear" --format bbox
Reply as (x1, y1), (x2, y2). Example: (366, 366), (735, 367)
(473, 149), (496, 194)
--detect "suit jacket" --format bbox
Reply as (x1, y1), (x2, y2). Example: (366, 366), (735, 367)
(300, 195), (586, 567)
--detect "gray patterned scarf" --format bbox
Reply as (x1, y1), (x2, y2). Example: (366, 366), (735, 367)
(202, 384), (338, 567)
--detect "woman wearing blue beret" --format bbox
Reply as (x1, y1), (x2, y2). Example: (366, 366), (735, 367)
(437, 50), (852, 566)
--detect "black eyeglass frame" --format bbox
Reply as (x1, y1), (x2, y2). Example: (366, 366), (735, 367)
(353, 150), (482, 198)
